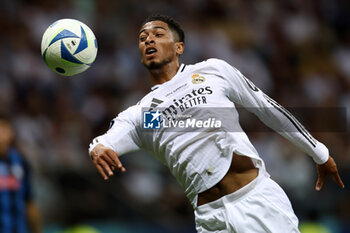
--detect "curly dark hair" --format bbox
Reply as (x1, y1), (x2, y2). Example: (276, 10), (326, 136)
(142, 14), (185, 43)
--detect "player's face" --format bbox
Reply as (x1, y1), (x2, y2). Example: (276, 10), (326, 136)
(139, 21), (184, 69)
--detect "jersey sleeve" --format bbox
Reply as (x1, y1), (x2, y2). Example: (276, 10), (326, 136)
(89, 105), (142, 156)
(214, 59), (329, 164)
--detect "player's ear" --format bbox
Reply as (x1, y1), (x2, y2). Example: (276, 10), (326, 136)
(175, 42), (184, 56)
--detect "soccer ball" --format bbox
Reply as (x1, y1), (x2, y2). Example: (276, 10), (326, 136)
(41, 19), (98, 76)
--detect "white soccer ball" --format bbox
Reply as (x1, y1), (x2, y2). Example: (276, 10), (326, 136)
(41, 19), (98, 76)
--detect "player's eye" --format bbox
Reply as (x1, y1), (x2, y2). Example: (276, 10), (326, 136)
(139, 34), (147, 42)
(156, 33), (164, 37)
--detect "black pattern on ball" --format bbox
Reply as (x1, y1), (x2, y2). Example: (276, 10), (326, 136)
(56, 67), (65, 73)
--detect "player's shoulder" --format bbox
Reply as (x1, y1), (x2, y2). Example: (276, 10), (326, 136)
(136, 90), (156, 106)
(186, 58), (236, 73)
(202, 58), (229, 65)
(8, 147), (30, 167)
(188, 58), (226, 68)
(117, 104), (142, 121)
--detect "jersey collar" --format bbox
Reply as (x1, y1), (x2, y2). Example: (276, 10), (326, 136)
(151, 64), (186, 91)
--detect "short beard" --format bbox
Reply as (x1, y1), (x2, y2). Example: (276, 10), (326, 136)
(144, 57), (172, 70)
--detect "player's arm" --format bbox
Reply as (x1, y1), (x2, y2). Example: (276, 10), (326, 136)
(26, 200), (42, 233)
(216, 59), (344, 190)
(21, 156), (42, 233)
(89, 105), (142, 180)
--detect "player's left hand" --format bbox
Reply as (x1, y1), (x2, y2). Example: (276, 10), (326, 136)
(315, 156), (344, 191)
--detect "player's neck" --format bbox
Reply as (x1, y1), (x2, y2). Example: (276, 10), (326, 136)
(148, 60), (180, 86)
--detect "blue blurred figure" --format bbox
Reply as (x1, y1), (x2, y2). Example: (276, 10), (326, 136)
(0, 117), (41, 233)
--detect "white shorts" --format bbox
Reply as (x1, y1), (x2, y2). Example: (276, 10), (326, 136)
(194, 173), (300, 233)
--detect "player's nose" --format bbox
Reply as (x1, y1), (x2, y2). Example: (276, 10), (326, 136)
(145, 35), (155, 45)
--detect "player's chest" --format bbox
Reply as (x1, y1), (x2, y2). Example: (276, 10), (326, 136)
(147, 72), (227, 111)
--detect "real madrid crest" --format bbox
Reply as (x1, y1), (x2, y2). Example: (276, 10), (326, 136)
(191, 73), (206, 84)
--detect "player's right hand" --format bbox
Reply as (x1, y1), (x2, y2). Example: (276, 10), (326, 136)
(90, 144), (126, 180)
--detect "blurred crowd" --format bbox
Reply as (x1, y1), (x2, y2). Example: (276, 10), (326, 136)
(0, 0), (349, 232)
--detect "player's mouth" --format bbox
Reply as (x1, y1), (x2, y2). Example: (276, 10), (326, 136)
(145, 47), (157, 57)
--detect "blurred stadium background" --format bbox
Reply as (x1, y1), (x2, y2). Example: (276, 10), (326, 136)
(0, 0), (349, 232)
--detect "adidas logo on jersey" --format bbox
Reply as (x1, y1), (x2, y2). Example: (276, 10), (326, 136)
(149, 98), (164, 111)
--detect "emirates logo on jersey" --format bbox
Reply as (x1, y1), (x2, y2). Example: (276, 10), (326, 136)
(191, 73), (206, 84)
(148, 86), (213, 121)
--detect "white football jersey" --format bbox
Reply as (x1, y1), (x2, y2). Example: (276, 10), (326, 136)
(89, 58), (329, 206)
